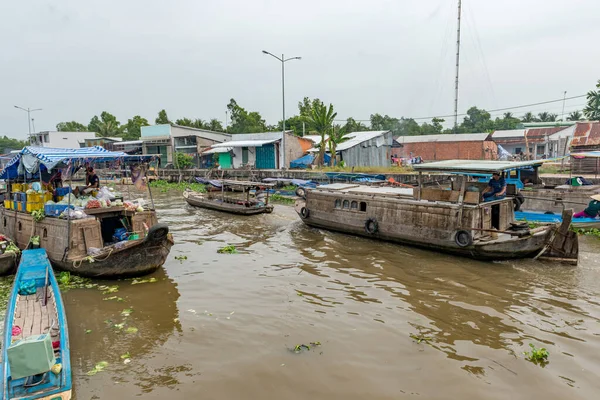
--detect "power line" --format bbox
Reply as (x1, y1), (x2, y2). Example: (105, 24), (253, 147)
(336, 94), (587, 122)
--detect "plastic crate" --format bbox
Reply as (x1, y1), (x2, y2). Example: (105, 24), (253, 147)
(4, 200), (12, 209)
(44, 204), (74, 217)
(27, 193), (42, 203)
(11, 183), (23, 192)
(13, 193), (26, 202)
(55, 187), (72, 196)
(26, 202), (43, 213)
(43, 192), (53, 202)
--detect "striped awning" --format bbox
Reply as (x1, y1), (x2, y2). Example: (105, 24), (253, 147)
(0, 146), (156, 179)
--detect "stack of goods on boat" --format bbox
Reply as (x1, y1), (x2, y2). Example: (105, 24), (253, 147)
(1, 249), (71, 400)
(0, 234), (20, 275)
(0, 146), (173, 278)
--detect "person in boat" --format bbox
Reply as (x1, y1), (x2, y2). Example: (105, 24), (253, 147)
(74, 166), (100, 196)
(573, 194), (600, 219)
(49, 170), (63, 188)
(482, 172), (507, 202)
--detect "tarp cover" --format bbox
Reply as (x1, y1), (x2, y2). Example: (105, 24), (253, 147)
(289, 153), (330, 169)
(0, 146), (155, 179)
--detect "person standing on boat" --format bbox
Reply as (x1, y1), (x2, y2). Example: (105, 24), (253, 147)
(573, 194), (600, 218)
(482, 172), (507, 202)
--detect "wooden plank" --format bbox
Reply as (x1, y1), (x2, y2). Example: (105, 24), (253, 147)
(25, 295), (34, 337)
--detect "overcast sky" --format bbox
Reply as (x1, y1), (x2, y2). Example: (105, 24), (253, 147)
(1, 0), (599, 139)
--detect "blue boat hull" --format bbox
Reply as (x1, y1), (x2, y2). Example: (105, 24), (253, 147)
(516, 210), (600, 229)
(1, 249), (71, 400)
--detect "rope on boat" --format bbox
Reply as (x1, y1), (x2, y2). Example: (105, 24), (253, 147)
(72, 248), (114, 268)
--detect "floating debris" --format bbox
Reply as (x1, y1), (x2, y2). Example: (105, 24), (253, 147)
(85, 329), (92, 334)
(125, 327), (138, 334)
(87, 361), (109, 376)
(131, 277), (157, 285)
(524, 343), (549, 365)
(121, 308), (133, 317)
(174, 255), (188, 263)
(410, 334), (432, 344)
(217, 245), (238, 254)
(103, 296), (118, 301)
(120, 352), (131, 360)
(99, 285), (119, 294)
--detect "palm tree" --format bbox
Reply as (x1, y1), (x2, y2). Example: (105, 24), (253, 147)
(308, 103), (337, 166)
(584, 80), (600, 121)
(208, 118), (224, 132)
(522, 112), (536, 122)
(537, 112), (551, 122)
(567, 111), (583, 121)
(503, 112), (514, 119)
(328, 125), (350, 167)
(95, 120), (122, 137)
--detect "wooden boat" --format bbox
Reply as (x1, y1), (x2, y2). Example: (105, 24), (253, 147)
(0, 252), (18, 276)
(0, 146), (173, 278)
(183, 180), (274, 215)
(1, 249), (71, 400)
(295, 160), (579, 264)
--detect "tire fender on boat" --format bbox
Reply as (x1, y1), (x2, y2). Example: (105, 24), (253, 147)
(295, 187), (307, 199)
(365, 218), (379, 234)
(300, 207), (310, 219)
(513, 193), (524, 211)
(145, 223), (169, 243)
(454, 230), (473, 247)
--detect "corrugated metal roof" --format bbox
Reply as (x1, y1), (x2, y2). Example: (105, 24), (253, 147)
(413, 159), (545, 173)
(396, 133), (491, 143)
(211, 139), (278, 148)
(569, 122), (600, 147)
(492, 129), (525, 139)
(548, 125), (575, 140)
(525, 127), (564, 143)
(336, 131), (389, 151)
(303, 135), (328, 143)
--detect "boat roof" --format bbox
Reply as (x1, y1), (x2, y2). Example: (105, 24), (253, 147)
(412, 159), (545, 174)
(571, 151), (600, 159)
(0, 146), (155, 179)
(220, 180), (275, 187)
(316, 183), (414, 196)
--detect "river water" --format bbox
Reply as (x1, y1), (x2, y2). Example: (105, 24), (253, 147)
(6, 189), (600, 399)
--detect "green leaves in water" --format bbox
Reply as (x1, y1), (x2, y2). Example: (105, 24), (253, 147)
(291, 342), (322, 353)
(217, 245), (238, 254)
(269, 194), (295, 204)
(131, 277), (157, 285)
(571, 227), (600, 238)
(524, 343), (549, 365)
(121, 308), (133, 317)
(410, 334), (432, 344)
(56, 272), (96, 292)
(87, 361), (109, 376)
(174, 255), (188, 263)
(149, 180), (206, 193)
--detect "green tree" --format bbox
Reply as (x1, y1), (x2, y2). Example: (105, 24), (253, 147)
(460, 107), (494, 133)
(328, 125), (350, 166)
(207, 118), (225, 132)
(567, 110), (583, 121)
(226, 99), (267, 133)
(342, 117), (368, 134)
(0, 136), (27, 153)
(584, 80), (600, 121)
(420, 118), (445, 135)
(155, 109), (171, 125)
(88, 112), (123, 137)
(521, 112), (537, 123)
(308, 103), (337, 166)
(174, 152), (194, 169)
(56, 121), (88, 132)
(537, 112), (557, 122)
(123, 115), (149, 140)
(494, 113), (521, 130)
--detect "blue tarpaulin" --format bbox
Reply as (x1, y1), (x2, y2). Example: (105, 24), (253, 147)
(290, 153), (331, 169)
(0, 146), (156, 179)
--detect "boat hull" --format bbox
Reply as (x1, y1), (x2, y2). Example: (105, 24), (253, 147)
(183, 190), (273, 215)
(53, 231), (174, 278)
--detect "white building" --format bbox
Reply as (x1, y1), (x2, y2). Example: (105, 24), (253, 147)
(29, 131), (97, 148)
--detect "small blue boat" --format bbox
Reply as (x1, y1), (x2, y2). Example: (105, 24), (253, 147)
(1, 249), (71, 400)
(516, 210), (600, 230)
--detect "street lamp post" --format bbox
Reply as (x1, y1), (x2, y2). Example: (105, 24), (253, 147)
(14, 105), (42, 138)
(262, 50), (301, 168)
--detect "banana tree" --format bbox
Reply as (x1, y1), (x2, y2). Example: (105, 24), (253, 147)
(308, 103), (337, 166)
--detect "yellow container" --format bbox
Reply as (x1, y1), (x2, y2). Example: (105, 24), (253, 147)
(26, 202), (43, 213)
(4, 200), (11, 209)
(11, 183), (22, 192)
(43, 192), (53, 202)
(27, 193), (42, 203)
(17, 202), (26, 212)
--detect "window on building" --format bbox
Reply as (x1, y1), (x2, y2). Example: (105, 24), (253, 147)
(334, 199), (341, 208)
(514, 147), (521, 154)
(351, 201), (358, 210)
(360, 202), (367, 212)
(343, 200), (349, 209)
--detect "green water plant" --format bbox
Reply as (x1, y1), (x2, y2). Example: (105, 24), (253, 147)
(217, 245), (238, 254)
(571, 227), (600, 238)
(524, 343), (549, 364)
(269, 194), (294, 204)
(149, 180), (206, 193)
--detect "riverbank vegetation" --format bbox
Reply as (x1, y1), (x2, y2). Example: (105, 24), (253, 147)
(149, 180), (206, 193)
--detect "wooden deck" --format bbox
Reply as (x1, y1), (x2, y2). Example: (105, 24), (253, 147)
(12, 288), (60, 343)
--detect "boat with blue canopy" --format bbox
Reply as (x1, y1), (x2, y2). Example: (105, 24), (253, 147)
(1, 249), (71, 400)
(0, 146), (173, 278)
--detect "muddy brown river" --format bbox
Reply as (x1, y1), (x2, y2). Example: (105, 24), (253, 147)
(4, 189), (600, 399)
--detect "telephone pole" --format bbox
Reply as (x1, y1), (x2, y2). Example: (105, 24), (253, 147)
(453, 0), (462, 133)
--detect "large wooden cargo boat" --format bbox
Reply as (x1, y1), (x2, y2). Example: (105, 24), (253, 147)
(0, 146), (173, 278)
(295, 160), (578, 263)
